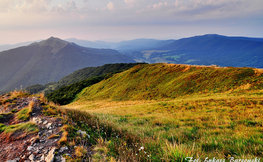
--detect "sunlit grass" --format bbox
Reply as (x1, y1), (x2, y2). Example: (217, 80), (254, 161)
(65, 92), (263, 159)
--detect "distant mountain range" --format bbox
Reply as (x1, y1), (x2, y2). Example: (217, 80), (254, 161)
(0, 37), (135, 94)
(66, 38), (175, 52)
(1, 34), (263, 94)
(0, 41), (36, 52)
(128, 34), (263, 67)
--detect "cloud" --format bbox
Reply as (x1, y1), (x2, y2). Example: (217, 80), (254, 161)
(107, 2), (115, 10)
(175, 0), (179, 7)
(0, 0), (52, 13)
(124, 0), (135, 4)
(66, 1), (77, 11)
(51, 0), (78, 12)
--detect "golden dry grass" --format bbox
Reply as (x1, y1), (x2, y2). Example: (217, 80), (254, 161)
(65, 91), (263, 159)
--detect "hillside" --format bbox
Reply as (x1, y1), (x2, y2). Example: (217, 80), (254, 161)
(130, 34), (263, 68)
(1, 91), (131, 161)
(64, 63), (263, 160)
(25, 63), (144, 95)
(75, 63), (263, 101)
(0, 37), (135, 94)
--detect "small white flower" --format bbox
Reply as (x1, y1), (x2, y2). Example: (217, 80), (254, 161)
(148, 155), (150, 157)
(144, 151), (146, 154)
(136, 154), (138, 155)
(140, 146), (144, 150)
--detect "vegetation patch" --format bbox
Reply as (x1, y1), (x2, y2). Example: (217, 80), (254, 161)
(1, 122), (38, 135)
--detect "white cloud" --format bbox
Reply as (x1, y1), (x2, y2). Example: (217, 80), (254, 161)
(152, 3), (163, 9)
(51, 0), (78, 12)
(107, 2), (115, 10)
(175, 0), (179, 7)
(1, 0), (52, 13)
(124, 0), (135, 4)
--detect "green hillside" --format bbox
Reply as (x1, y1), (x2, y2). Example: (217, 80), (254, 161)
(64, 63), (263, 160)
(76, 63), (263, 101)
(25, 63), (144, 95)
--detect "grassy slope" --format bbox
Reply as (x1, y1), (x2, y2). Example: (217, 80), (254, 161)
(65, 63), (263, 160)
(75, 63), (263, 101)
(25, 63), (144, 95)
(46, 63), (146, 105)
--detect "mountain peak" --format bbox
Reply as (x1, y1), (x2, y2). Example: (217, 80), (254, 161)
(38, 37), (69, 53)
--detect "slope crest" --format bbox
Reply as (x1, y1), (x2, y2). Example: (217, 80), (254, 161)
(76, 63), (263, 101)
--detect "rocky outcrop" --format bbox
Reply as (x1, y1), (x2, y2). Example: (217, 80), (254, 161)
(0, 94), (91, 162)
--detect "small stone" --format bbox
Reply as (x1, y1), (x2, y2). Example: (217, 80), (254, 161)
(46, 123), (52, 128)
(43, 121), (48, 125)
(44, 149), (49, 154)
(45, 147), (56, 162)
(27, 146), (34, 151)
(32, 117), (38, 123)
(48, 130), (52, 134)
(61, 156), (66, 162)
(40, 139), (45, 143)
(6, 160), (17, 162)
(29, 154), (35, 161)
(64, 153), (71, 157)
(20, 155), (26, 159)
(40, 154), (45, 161)
(77, 130), (89, 137)
(59, 146), (68, 153)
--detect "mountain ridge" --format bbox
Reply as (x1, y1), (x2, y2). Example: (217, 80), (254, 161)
(0, 37), (135, 94)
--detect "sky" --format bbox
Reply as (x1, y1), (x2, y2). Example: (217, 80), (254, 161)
(0, 0), (263, 44)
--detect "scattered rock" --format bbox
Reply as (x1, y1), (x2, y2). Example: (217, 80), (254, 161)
(6, 158), (20, 162)
(59, 146), (68, 153)
(77, 130), (90, 138)
(45, 147), (56, 162)
(40, 154), (45, 161)
(46, 123), (52, 129)
(27, 146), (34, 151)
(29, 154), (34, 161)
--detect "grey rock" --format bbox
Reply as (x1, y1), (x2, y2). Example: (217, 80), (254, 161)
(46, 123), (52, 128)
(40, 154), (45, 161)
(27, 146), (34, 151)
(64, 153), (71, 157)
(59, 146), (68, 153)
(45, 147), (56, 162)
(38, 131), (43, 136)
(6, 158), (20, 162)
(77, 130), (90, 138)
(29, 154), (35, 161)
